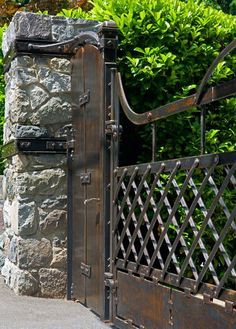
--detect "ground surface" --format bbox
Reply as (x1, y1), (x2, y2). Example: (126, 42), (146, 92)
(0, 275), (111, 329)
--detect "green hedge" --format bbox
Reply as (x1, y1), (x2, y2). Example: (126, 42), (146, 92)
(59, 0), (236, 163)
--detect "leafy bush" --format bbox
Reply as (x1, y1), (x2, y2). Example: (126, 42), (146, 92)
(59, 0), (236, 163)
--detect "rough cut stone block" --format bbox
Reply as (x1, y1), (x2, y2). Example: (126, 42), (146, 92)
(2, 12), (52, 56)
(17, 169), (66, 197)
(18, 238), (52, 270)
(8, 235), (18, 263)
(28, 85), (50, 110)
(2, 258), (38, 295)
(30, 97), (72, 125)
(7, 87), (30, 124)
(18, 201), (38, 236)
(0, 254), (5, 269)
(3, 198), (18, 229)
(16, 55), (34, 68)
(51, 20), (74, 42)
(50, 58), (71, 74)
(15, 67), (37, 86)
(39, 268), (66, 298)
(38, 67), (71, 93)
(39, 209), (67, 235)
(11, 154), (66, 172)
(50, 247), (67, 269)
(15, 125), (49, 139)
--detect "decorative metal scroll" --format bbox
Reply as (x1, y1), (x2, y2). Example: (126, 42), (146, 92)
(116, 40), (236, 125)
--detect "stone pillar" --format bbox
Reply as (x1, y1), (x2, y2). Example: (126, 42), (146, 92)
(0, 12), (99, 298)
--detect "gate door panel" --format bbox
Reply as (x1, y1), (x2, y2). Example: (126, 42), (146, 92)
(69, 23), (118, 319)
(71, 44), (104, 315)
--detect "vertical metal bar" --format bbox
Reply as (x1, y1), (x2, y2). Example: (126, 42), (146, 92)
(110, 68), (119, 320)
(201, 106), (206, 155)
(152, 123), (157, 162)
(66, 129), (74, 300)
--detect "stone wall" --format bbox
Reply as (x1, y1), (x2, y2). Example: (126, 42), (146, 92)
(0, 12), (99, 298)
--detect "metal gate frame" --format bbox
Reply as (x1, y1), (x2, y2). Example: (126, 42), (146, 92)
(107, 41), (236, 328)
(67, 27), (236, 328)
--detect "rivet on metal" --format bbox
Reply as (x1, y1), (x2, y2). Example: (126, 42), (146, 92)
(146, 112), (153, 121)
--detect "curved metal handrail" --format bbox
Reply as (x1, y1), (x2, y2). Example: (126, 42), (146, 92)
(116, 40), (236, 126)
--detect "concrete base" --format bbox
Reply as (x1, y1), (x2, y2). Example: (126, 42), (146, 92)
(0, 275), (111, 329)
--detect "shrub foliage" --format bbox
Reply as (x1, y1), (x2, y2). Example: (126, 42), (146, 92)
(59, 0), (236, 163)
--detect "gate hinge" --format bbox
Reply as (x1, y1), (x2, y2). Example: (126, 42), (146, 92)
(80, 262), (91, 278)
(105, 120), (122, 139)
(79, 90), (90, 106)
(104, 272), (117, 292)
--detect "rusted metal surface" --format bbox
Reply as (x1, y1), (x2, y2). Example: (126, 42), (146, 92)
(69, 22), (118, 320)
(70, 46), (86, 303)
(115, 271), (170, 329)
(117, 74), (236, 125)
(172, 290), (236, 329)
(70, 44), (105, 315)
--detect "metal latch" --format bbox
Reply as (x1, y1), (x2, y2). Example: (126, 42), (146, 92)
(79, 90), (90, 106)
(81, 262), (91, 278)
(105, 120), (122, 139)
(104, 272), (117, 292)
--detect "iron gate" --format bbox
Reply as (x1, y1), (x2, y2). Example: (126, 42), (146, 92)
(68, 27), (236, 328)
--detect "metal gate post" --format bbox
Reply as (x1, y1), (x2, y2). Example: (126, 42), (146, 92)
(98, 22), (119, 320)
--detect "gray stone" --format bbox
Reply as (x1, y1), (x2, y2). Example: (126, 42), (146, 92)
(11, 154), (66, 172)
(15, 125), (49, 138)
(15, 268), (39, 295)
(28, 85), (50, 110)
(50, 247), (67, 269)
(7, 88), (30, 124)
(0, 253), (5, 269)
(4, 170), (17, 201)
(39, 268), (66, 298)
(39, 209), (67, 235)
(17, 169), (66, 197)
(38, 67), (71, 93)
(50, 58), (71, 74)
(0, 233), (5, 251)
(12, 12), (52, 42)
(18, 238), (52, 270)
(1, 258), (38, 295)
(18, 201), (38, 236)
(52, 21), (74, 41)
(39, 196), (67, 211)
(8, 236), (18, 264)
(15, 67), (37, 86)
(31, 97), (72, 125)
(16, 55), (34, 67)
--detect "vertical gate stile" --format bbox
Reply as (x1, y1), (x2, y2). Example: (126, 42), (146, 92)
(99, 22), (119, 320)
